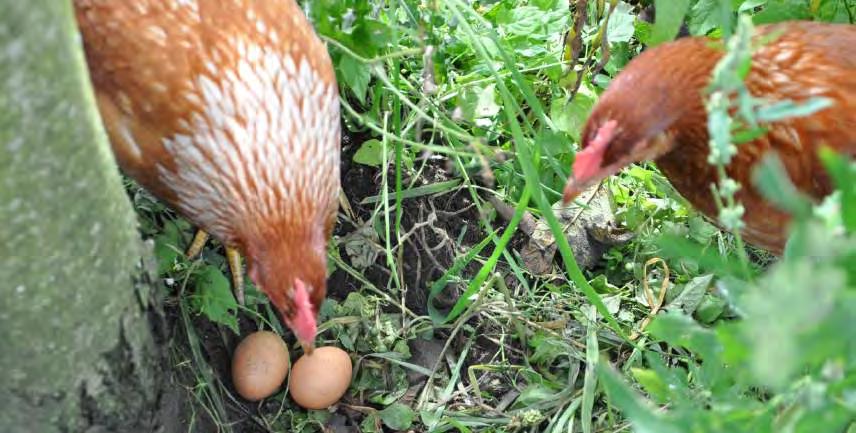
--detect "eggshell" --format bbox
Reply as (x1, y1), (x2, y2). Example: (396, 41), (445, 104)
(231, 331), (290, 401)
(289, 346), (352, 409)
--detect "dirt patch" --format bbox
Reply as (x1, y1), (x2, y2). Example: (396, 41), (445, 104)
(331, 132), (485, 316)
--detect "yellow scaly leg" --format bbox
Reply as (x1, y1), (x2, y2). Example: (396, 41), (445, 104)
(226, 247), (245, 305)
(186, 229), (245, 305)
(186, 229), (209, 259)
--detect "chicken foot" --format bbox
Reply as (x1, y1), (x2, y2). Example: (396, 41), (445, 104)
(186, 229), (246, 305)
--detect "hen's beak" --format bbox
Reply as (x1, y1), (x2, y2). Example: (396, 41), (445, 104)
(300, 340), (315, 355)
(562, 170), (607, 205)
(562, 176), (585, 204)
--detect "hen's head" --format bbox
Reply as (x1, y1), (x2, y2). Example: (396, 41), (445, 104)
(562, 37), (719, 204)
(246, 221), (332, 353)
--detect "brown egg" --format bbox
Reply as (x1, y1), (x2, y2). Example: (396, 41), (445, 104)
(289, 346), (352, 409)
(231, 331), (290, 401)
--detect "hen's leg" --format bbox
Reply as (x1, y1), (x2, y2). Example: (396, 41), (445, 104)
(186, 230), (209, 259)
(186, 229), (245, 305)
(226, 247), (245, 305)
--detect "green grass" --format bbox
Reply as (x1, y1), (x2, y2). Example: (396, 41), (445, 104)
(137, 1), (856, 432)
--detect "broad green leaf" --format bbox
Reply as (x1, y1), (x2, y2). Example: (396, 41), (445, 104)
(643, 350), (692, 404)
(634, 19), (654, 46)
(738, 0), (769, 13)
(606, 1), (637, 44)
(529, 332), (581, 366)
(631, 369), (670, 403)
(473, 83), (500, 120)
(790, 404), (854, 433)
(598, 363), (684, 433)
(419, 409), (443, 431)
(669, 274), (713, 314)
(535, 128), (569, 158)
(459, 84), (501, 126)
(687, 215), (719, 243)
(190, 265), (239, 334)
(695, 294), (726, 324)
(657, 234), (758, 279)
(753, 0), (811, 24)
(338, 54), (371, 104)
(379, 403), (414, 430)
(550, 84), (596, 140)
(353, 139), (385, 167)
(360, 413), (381, 433)
(648, 311), (722, 362)
(739, 260), (846, 389)
(506, 6), (549, 36)
(688, 0), (732, 36)
(650, 0), (690, 46)
(819, 148), (856, 231)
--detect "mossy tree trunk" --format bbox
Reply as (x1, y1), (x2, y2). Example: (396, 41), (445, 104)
(0, 2), (167, 432)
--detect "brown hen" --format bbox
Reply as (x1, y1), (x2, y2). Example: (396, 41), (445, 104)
(74, 0), (340, 350)
(563, 21), (856, 254)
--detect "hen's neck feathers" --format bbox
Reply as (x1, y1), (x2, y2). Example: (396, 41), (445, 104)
(591, 37), (719, 167)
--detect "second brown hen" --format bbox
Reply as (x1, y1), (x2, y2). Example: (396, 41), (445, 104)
(563, 21), (856, 254)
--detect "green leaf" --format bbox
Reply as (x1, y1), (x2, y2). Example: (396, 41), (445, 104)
(516, 384), (558, 406)
(153, 221), (183, 275)
(473, 83), (500, 120)
(738, 260), (847, 389)
(505, 6), (548, 36)
(379, 403), (414, 430)
(339, 54), (371, 104)
(535, 128), (569, 158)
(550, 85), (596, 140)
(819, 148), (856, 231)
(360, 413), (381, 433)
(598, 363), (684, 433)
(644, 351), (692, 403)
(650, 0), (690, 46)
(634, 19), (654, 46)
(753, 0), (811, 24)
(695, 294), (726, 324)
(688, 0), (732, 36)
(657, 234), (758, 279)
(687, 215), (719, 243)
(353, 139), (385, 167)
(754, 97), (832, 123)
(606, 1), (637, 44)
(647, 311), (722, 362)
(738, 0), (769, 13)
(360, 179), (462, 205)
(669, 274), (713, 315)
(190, 265), (239, 334)
(631, 369), (669, 403)
(459, 84), (500, 126)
